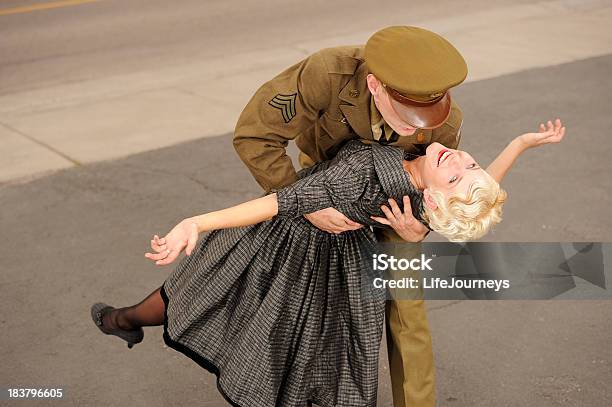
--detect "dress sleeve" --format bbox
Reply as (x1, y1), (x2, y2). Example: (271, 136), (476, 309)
(275, 161), (368, 218)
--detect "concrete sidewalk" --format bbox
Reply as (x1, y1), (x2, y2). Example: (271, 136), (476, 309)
(1, 0), (612, 184)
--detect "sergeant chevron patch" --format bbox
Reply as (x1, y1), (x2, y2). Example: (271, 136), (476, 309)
(269, 93), (297, 123)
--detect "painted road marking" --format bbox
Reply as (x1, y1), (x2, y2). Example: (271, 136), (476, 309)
(0, 0), (101, 16)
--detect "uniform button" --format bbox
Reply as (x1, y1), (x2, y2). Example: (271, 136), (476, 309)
(349, 89), (360, 98)
(416, 132), (425, 143)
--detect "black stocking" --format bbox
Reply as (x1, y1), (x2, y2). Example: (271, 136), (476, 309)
(103, 286), (165, 330)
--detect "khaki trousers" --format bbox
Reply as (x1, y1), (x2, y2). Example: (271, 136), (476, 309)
(299, 151), (435, 407)
(376, 228), (435, 407)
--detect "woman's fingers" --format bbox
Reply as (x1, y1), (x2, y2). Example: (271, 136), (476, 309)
(156, 250), (180, 266)
(539, 119), (561, 132)
(156, 241), (187, 265)
(532, 119), (565, 145)
(150, 238), (166, 253)
(151, 235), (167, 251)
(145, 248), (171, 261)
(553, 126), (566, 143)
(539, 130), (554, 140)
(546, 119), (564, 136)
(541, 119), (565, 144)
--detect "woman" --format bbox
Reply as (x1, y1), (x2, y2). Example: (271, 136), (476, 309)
(91, 120), (565, 407)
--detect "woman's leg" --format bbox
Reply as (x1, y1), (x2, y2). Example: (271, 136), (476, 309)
(103, 286), (165, 330)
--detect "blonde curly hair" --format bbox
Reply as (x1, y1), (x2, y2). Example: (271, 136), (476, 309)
(422, 172), (507, 242)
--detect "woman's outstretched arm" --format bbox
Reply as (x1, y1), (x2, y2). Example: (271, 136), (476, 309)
(486, 138), (529, 183)
(190, 193), (279, 232)
(486, 119), (566, 183)
(145, 193), (279, 265)
(146, 158), (367, 266)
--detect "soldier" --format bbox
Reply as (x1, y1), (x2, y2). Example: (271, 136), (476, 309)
(233, 26), (467, 407)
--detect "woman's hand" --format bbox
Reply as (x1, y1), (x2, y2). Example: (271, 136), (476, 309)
(144, 218), (200, 266)
(518, 118), (566, 149)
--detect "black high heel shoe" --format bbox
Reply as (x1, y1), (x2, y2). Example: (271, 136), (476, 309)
(91, 303), (144, 348)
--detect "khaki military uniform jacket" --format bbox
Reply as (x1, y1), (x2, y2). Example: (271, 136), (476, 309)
(233, 46), (463, 193)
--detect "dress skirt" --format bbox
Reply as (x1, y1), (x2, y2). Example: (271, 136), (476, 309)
(161, 214), (384, 407)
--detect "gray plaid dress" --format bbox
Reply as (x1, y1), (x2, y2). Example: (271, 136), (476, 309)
(160, 139), (428, 407)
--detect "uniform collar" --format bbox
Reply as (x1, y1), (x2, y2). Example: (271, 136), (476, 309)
(370, 142), (430, 228)
(338, 61), (374, 140)
(370, 96), (383, 127)
(370, 97), (398, 142)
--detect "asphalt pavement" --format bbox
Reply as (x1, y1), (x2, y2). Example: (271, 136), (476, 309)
(1, 55), (611, 406)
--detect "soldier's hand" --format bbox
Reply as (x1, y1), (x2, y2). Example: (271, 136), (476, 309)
(371, 196), (428, 242)
(304, 207), (363, 234)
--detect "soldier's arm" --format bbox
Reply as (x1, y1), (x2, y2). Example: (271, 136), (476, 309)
(233, 51), (332, 193)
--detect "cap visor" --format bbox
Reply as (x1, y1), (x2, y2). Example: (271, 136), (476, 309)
(389, 92), (452, 129)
